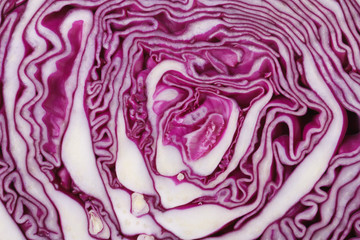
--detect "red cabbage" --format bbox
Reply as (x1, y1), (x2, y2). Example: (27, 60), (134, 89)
(0, 0), (360, 239)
